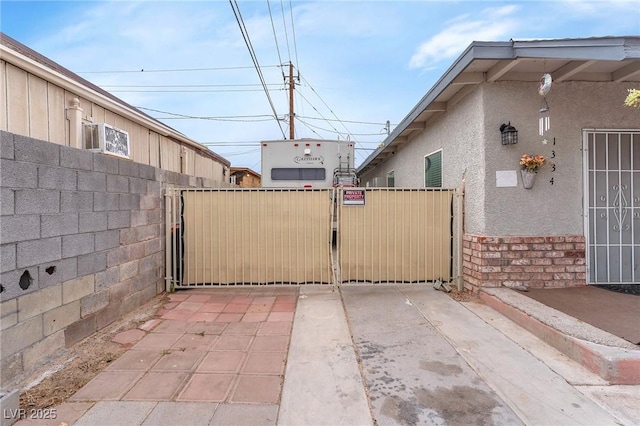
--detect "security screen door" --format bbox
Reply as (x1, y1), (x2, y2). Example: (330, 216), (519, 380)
(584, 130), (640, 284)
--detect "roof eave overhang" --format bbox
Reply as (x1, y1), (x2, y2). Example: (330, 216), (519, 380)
(356, 36), (640, 176)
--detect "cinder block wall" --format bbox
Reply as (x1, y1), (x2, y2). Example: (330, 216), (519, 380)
(0, 132), (213, 387)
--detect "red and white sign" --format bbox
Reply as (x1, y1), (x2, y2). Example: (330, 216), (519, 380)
(343, 189), (366, 206)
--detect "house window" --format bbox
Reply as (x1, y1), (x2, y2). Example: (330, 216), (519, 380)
(387, 170), (395, 187)
(425, 150), (442, 187)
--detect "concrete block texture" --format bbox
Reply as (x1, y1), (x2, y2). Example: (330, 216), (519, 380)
(15, 189), (60, 214)
(119, 260), (139, 281)
(38, 261), (64, 289)
(22, 330), (66, 372)
(60, 257), (78, 282)
(17, 237), (62, 268)
(77, 170), (107, 192)
(139, 164), (156, 180)
(128, 178), (147, 195)
(1, 188), (15, 215)
(0, 160), (38, 189)
(79, 211), (107, 233)
(1, 244), (16, 273)
(93, 192), (119, 212)
(139, 194), (160, 210)
(136, 224), (161, 242)
(93, 153), (119, 174)
(13, 135), (60, 166)
(62, 275), (95, 304)
(38, 165), (77, 191)
(0, 315), (44, 358)
(65, 314), (97, 346)
(118, 159), (139, 177)
(77, 252), (106, 276)
(130, 210), (148, 227)
(80, 290), (109, 317)
(17, 284), (62, 321)
(118, 193), (140, 211)
(41, 213), (79, 238)
(61, 191), (93, 212)
(147, 180), (162, 197)
(0, 130), (14, 159)
(108, 210), (130, 229)
(0, 353), (23, 388)
(0, 299), (18, 330)
(1, 214), (40, 243)
(60, 146), (94, 171)
(94, 230), (119, 251)
(43, 300), (80, 336)
(62, 233), (94, 258)
(0, 268), (38, 302)
(106, 175), (129, 193)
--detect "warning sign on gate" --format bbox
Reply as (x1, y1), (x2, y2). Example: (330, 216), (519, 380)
(343, 188), (366, 206)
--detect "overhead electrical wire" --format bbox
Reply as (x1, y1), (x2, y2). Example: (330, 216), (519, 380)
(288, 0), (300, 71)
(266, 0), (284, 74)
(229, 0), (286, 139)
(76, 65), (280, 74)
(136, 106), (279, 122)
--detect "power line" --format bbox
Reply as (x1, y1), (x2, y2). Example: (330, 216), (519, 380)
(288, 0), (300, 71)
(267, 0), (284, 70)
(295, 117), (388, 136)
(297, 72), (368, 162)
(110, 88), (285, 93)
(102, 83), (282, 88)
(280, 0), (292, 63)
(76, 65), (280, 74)
(229, 0), (286, 138)
(136, 106), (279, 122)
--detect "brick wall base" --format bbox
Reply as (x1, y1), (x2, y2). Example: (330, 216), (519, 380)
(462, 234), (586, 292)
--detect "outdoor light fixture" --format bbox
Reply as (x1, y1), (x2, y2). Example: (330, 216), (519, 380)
(500, 122), (518, 145)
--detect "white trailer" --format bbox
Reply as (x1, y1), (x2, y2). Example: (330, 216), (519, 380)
(261, 139), (357, 188)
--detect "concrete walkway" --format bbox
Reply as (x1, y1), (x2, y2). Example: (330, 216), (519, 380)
(13, 285), (638, 426)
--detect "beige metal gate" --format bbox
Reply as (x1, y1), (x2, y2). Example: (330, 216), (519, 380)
(165, 187), (460, 289)
(166, 188), (334, 288)
(337, 188), (454, 283)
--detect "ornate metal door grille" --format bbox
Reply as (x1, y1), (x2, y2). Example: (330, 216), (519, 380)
(584, 130), (640, 284)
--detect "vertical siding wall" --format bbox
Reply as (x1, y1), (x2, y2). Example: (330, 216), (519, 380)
(0, 132), (215, 387)
(0, 59), (227, 184)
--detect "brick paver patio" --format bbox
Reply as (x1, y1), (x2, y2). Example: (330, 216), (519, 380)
(69, 287), (298, 405)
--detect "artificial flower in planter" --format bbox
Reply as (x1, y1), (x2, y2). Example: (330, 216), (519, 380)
(519, 153), (545, 189)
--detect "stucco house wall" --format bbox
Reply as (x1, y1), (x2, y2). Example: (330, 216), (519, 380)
(360, 88), (487, 234)
(482, 81), (639, 237)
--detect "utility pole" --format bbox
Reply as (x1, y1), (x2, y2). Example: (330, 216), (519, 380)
(288, 62), (295, 140)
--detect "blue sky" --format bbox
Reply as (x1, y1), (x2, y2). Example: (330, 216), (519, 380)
(2, 0), (639, 171)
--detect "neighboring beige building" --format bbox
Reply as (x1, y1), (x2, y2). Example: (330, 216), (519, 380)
(358, 37), (640, 291)
(0, 33), (230, 183)
(230, 167), (261, 188)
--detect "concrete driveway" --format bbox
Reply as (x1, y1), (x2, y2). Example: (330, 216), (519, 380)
(14, 284), (638, 426)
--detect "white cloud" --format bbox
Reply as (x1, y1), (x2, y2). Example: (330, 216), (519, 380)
(409, 5), (520, 69)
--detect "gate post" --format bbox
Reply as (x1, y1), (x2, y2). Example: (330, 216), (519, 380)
(454, 184), (465, 291)
(164, 186), (173, 292)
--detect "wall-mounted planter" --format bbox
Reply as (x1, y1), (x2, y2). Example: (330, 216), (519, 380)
(521, 169), (537, 189)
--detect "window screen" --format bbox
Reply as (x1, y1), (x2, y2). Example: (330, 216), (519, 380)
(271, 168), (326, 181)
(425, 151), (442, 187)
